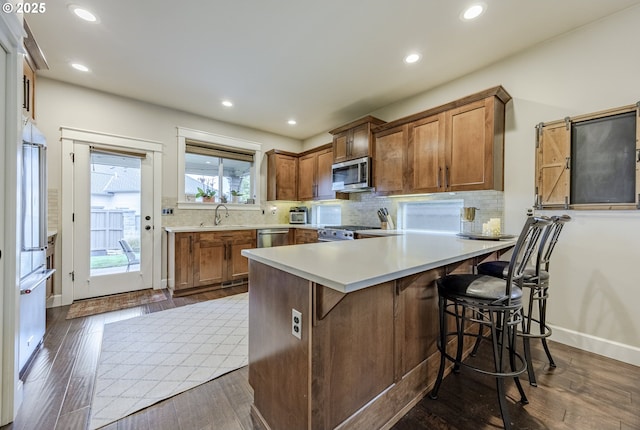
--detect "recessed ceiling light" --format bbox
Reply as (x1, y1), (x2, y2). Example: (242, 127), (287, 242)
(222, 100), (233, 107)
(404, 53), (421, 64)
(288, 119), (297, 125)
(461, 3), (486, 21)
(69, 5), (98, 22)
(71, 63), (89, 72)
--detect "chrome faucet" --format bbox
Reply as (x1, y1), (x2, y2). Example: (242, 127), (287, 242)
(214, 204), (229, 225)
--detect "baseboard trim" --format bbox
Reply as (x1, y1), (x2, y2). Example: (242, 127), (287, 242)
(549, 324), (640, 367)
(46, 294), (64, 308)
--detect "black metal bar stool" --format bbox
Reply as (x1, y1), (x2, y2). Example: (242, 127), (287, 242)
(429, 216), (552, 430)
(476, 215), (570, 386)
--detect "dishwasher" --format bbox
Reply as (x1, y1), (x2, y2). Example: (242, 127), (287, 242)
(257, 228), (290, 248)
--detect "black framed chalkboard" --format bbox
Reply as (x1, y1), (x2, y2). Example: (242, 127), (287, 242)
(570, 111), (636, 204)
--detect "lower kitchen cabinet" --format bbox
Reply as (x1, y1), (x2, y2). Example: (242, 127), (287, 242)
(294, 228), (318, 244)
(170, 230), (256, 295)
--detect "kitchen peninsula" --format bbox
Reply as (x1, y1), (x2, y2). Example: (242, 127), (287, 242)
(242, 233), (516, 430)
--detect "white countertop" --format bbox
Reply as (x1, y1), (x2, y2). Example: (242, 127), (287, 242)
(241, 232), (516, 293)
(164, 224), (320, 233)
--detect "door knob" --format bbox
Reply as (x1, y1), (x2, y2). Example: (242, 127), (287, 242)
(145, 225), (151, 230)
(145, 215), (151, 221)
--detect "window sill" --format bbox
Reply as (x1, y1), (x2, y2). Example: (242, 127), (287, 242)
(177, 202), (262, 211)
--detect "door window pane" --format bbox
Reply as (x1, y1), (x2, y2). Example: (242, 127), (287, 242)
(90, 152), (141, 275)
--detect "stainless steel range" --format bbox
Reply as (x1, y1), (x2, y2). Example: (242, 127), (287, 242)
(318, 225), (381, 241)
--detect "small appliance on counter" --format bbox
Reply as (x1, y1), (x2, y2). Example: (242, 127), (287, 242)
(289, 206), (309, 224)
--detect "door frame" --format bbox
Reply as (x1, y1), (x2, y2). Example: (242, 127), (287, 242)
(60, 127), (163, 306)
(1, 11), (28, 425)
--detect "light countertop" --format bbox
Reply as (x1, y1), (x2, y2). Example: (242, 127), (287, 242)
(164, 224), (320, 233)
(241, 232), (516, 293)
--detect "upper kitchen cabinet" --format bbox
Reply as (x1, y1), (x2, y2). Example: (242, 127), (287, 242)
(22, 20), (49, 121)
(535, 103), (640, 209)
(298, 144), (336, 201)
(446, 96), (505, 192)
(373, 86), (510, 196)
(373, 125), (407, 195)
(330, 116), (386, 163)
(267, 150), (298, 201)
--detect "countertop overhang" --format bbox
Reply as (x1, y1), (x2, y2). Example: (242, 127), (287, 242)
(242, 233), (516, 293)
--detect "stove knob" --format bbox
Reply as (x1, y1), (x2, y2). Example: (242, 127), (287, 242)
(332, 231), (337, 236)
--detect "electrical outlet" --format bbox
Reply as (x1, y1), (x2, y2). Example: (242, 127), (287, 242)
(292, 309), (302, 339)
(161, 208), (174, 215)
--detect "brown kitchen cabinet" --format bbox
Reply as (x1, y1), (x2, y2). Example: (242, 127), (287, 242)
(294, 228), (318, 244)
(23, 58), (36, 121)
(171, 230), (256, 295)
(266, 150), (298, 201)
(45, 233), (57, 299)
(297, 145), (335, 200)
(373, 86), (510, 196)
(330, 116), (386, 163)
(373, 124), (407, 195)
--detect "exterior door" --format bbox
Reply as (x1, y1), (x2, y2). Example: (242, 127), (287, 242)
(72, 144), (155, 299)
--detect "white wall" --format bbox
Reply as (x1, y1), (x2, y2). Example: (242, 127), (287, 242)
(37, 78), (303, 198)
(304, 5), (640, 362)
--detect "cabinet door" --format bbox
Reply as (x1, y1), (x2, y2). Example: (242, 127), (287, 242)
(333, 132), (349, 163)
(227, 231), (256, 281)
(373, 125), (406, 195)
(295, 229), (317, 244)
(536, 122), (570, 207)
(298, 153), (316, 201)
(174, 233), (194, 290)
(408, 113), (446, 194)
(316, 148), (335, 199)
(268, 153), (298, 200)
(349, 123), (371, 159)
(193, 232), (225, 287)
(445, 98), (498, 191)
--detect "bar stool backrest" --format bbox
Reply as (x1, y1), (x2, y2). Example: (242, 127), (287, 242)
(503, 216), (552, 303)
(538, 215), (571, 272)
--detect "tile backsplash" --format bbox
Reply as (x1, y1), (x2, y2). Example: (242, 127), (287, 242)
(160, 190), (503, 231)
(313, 190), (504, 231)
(160, 198), (293, 227)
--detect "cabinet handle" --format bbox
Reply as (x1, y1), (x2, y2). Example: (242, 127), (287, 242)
(227, 243), (232, 260)
(189, 235), (193, 253)
(223, 244), (227, 260)
(437, 167), (442, 188)
(23, 76), (27, 109)
(445, 166), (450, 188)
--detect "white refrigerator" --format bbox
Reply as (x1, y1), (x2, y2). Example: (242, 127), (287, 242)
(18, 120), (54, 376)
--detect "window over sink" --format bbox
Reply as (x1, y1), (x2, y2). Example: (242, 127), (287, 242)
(177, 127), (262, 208)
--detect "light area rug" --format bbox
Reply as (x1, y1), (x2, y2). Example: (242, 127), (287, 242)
(89, 293), (248, 429)
(66, 289), (167, 319)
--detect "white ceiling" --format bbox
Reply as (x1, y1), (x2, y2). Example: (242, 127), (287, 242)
(25, 0), (640, 140)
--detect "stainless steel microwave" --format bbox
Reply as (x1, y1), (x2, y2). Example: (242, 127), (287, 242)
(331, 156), (371, 192)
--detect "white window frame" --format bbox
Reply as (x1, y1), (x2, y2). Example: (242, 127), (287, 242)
(177, 127), (262, 210)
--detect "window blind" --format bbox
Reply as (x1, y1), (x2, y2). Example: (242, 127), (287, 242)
(185, 139), (255, 162)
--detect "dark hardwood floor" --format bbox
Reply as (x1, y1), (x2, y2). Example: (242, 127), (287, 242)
(2, 286), (639, 430)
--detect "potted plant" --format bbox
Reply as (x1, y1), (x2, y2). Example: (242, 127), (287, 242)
(195, 187), (216, 203)
(230, 190), (243, 204)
